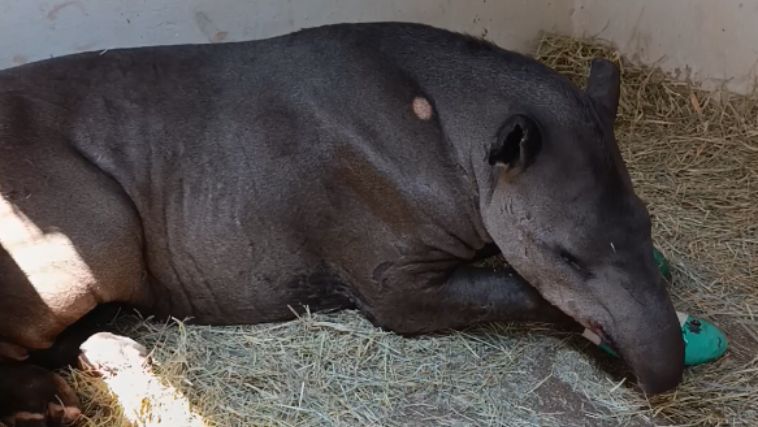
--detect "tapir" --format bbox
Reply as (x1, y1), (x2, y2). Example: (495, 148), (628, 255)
(0, 22), (684, 424)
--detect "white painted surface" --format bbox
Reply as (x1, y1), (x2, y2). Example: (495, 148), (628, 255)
(570, 0), (758, 93)
(0, 0), (571, 67)
(1, 1), (757, 93)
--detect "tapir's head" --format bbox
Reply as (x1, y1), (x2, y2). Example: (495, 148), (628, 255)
(480, 59), (684, 394)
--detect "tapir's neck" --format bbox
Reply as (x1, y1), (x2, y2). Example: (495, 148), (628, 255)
(358, 23), (582, 246)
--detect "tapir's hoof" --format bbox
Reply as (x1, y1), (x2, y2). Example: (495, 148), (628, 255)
(2, 406), (81, 427)
(78, 332), (149, 377)
(0, 364), (81, 427)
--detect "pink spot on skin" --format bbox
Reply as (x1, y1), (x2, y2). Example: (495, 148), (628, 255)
(412, 97), (433, 120)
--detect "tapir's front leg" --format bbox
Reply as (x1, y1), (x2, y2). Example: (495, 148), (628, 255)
(366, 266), (578, 335)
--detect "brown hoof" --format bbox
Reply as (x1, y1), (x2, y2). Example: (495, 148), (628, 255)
(0, 364), (81, 427)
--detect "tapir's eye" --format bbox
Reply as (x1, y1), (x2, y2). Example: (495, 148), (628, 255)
(558, 248), (589, 276)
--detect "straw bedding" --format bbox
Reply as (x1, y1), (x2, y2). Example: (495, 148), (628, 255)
(66, 34), (757, 426)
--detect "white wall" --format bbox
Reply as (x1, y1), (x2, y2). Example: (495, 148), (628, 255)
(1, 0), (757, 94)
(0, 0), (571, 67)
(570, 0), (758, 93)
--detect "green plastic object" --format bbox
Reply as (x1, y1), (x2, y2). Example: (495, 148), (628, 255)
(679, 313), (729, 365)
(653, 246), (672, 281)
(587, 248), (729, 366)
(598, 341), (618, 358)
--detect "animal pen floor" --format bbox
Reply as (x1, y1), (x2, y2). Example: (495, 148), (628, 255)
(66, 35), (757, 427)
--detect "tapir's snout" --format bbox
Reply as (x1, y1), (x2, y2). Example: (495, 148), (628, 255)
(612, 294), (684, 395)
(594, 271), (685, 395)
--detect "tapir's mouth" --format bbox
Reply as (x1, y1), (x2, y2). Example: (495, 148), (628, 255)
(575, 316), (618, 350)
(586, 319), (606, 337)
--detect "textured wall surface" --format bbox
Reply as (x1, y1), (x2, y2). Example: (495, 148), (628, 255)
(1, 0), (756, 93)
(0, 1), (570, 67)
(570, 0), (758, 93)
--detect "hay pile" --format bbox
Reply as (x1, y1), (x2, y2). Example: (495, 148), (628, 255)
(68, 34), (757, 426)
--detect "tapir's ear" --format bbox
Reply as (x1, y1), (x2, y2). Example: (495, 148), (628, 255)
(488, 114), (542, 173)
(587, 58), (620, 121)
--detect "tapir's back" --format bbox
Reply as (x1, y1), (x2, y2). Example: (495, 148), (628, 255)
(0, 23), (485, 323)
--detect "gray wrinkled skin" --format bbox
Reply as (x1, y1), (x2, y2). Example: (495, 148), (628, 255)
(0, 22), (683, 414)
